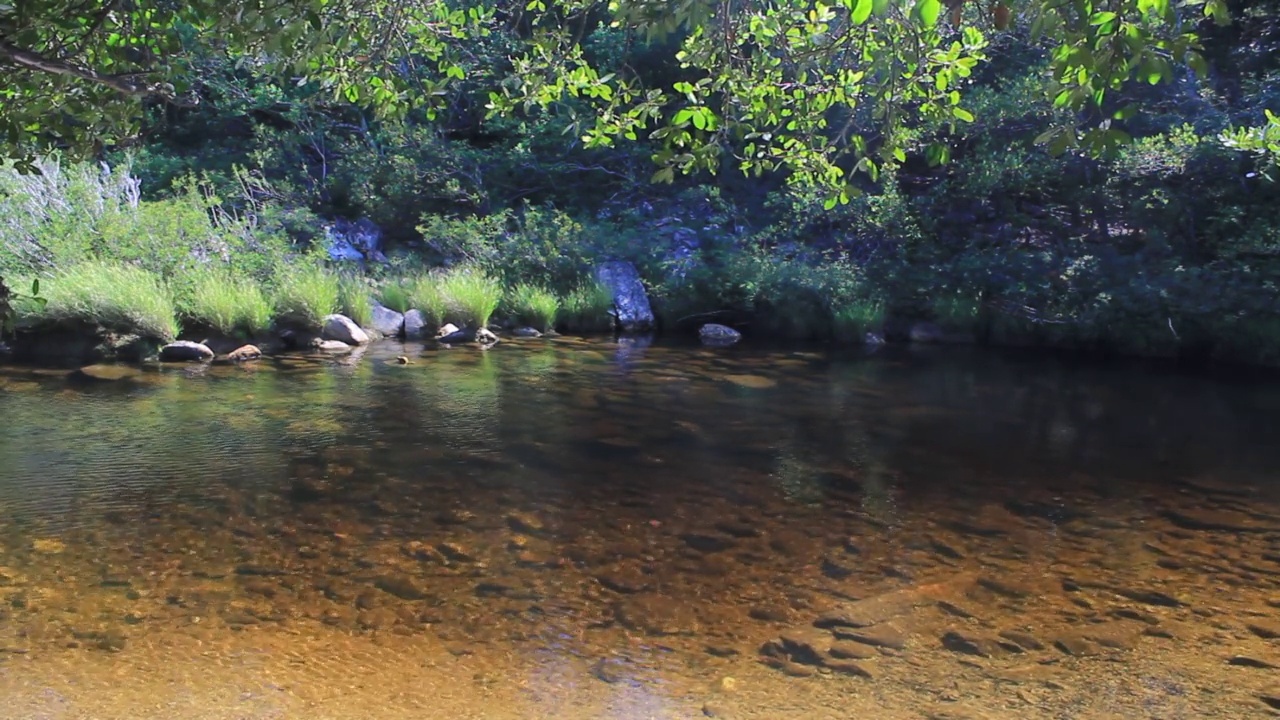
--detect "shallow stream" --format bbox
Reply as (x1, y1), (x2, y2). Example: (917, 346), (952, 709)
(0, 338), (1278, 719)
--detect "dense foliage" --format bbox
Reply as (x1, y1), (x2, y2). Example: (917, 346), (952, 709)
(2, 0), (1279, 366)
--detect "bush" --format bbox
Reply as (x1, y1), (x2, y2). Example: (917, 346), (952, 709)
(180, 267), (274, 336)
(560, 281), (615, 333)
(406, 273), (448, 329)
(337, 274), (374, 328)
(439, 266), (503, 328)
(23, 261), (179, 341)
(0, 157), (293, 285)
(506, 284), (560, 331)
(274, 264), (339, 328)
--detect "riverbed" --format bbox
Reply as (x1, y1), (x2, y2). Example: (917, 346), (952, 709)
(0, 338), (1277, 719)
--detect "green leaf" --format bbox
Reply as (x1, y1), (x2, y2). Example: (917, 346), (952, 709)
(30, 278), (38, 296)
(893, 147), (907, 162)
(852, 0), (873, 25)
(915, 0), (941, 26)
(952, 107), (974, 122)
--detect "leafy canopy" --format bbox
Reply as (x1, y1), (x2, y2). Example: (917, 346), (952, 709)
(0, 0), (1238, 195)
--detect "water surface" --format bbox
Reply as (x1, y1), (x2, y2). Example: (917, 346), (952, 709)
(0, 338), (1278, 719)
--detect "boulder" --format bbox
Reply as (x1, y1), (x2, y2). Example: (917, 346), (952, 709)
(325, 217), (386, 264)
(322, 314), (370, 345)
(159, 341), (214, 363)
(403, 310), (428, 339)
(226, 345), (262, 362)
(369, 303), (404, 338)
(512, 327), (543, 338)
(437, 327), (499, 346)
(595, 261), (653, 333)
(435, 323), (461, 340)
(699, 323), (741, 346)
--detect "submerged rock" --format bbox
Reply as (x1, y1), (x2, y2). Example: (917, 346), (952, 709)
(159, 341), (214, 362)
(370, 303), (405, 338)
(312, 339), (352, 353)
(595, 260), (653, 332)
(226, 345), (262, 362)
(322, 314), (370, 345)
(73, 364), (140, 382)
(512, 327), (543, 338)
(699, 323), (742, 346)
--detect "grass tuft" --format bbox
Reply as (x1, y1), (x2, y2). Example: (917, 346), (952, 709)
(832, 299), (886, 342)
(439, 266), (503, 328)
(406, 273), (448, 329)
(506, 284), (560, 331)
(337, 274), (374, 328)
(273, 264), (339, 328)
(24, 261), (179, 341)
(379, 281), (412, 314)
(181, 266), (274, 336)
(560, 281), (615, 333)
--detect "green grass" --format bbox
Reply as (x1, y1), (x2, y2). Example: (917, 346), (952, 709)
(439, 266), (503, 328)
(338, 274), (374, 328)
(832, 299), (886, 342)
(560, 281), (615, 332)
(180, 267), (274, 336)
(379, 281), (412, 314)
(506, 283), (560, 331)
(407, 273), (448, 328)
(273, 264), (340, 328)
(23, 261), (180, 341)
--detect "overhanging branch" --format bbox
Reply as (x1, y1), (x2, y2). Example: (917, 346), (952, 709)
(0, 38), (162, 97)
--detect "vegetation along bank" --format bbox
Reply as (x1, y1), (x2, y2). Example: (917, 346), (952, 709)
(1, 1), (1278, 368)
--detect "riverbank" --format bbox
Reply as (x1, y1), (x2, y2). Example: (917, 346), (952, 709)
(3, 157), (1278, 371)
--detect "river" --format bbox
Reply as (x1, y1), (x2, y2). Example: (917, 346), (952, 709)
(0, 337), (1277, 719)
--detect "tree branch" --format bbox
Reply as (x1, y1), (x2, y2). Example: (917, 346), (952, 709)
(0, 38), (161, 97)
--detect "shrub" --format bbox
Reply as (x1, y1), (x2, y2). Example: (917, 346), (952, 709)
(274, 264), (339, 328)
(180, 267), (274, 336)
(439, 266), (503, 328)
(24, 261), (179, 340)
(506, 284), (560, 331)
(560, 281), (615, 333)
(406, 273), (448, 328)
(337, 274), (374, 327)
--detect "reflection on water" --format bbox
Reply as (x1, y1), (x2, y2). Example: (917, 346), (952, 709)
(0, 339), (1278, 719)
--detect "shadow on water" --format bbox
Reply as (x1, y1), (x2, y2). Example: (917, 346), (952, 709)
(0, 339), (1278, 718)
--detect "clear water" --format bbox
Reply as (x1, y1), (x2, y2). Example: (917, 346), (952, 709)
(0, 338), (1278, 720)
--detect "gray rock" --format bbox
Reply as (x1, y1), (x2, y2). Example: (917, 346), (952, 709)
(864, 332), (887, 346)
(404, 310), (428, 339)
(595, 260), (653, 332)
(325, 217), (385, 263)
(310, 339), (350, 352)
(908, 322), (944, 343)
(699, 323), (742, 345)
(159, 341), (214, 362)
(476, 327), (500, 345)
(438, 328), (474, 344)
(370, 303), (405, 338)
(322, 314), (370, 345)
(512, 327), (543, 338)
